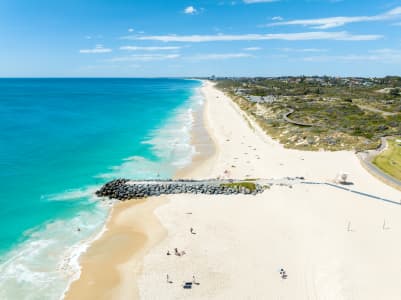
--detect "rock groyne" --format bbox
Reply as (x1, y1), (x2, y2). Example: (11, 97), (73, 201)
(96, 179), (266, 201)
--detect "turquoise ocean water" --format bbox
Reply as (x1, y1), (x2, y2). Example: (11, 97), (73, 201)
(0, 78), (202, 299)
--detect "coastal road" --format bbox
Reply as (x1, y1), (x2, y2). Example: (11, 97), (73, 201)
(357, 137), (401, 192)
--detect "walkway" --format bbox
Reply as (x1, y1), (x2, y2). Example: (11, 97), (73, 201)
(283, 108), (315, 127)
(121, 177), (400, 206)
(357, 137), (401, 191)
(302, 181), (400, 206)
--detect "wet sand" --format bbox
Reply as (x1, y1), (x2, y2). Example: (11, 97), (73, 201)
(64, 82), (213, 300)
(66, 80), (401, 300)
(137, 81), (401, 300)
(64, 197), (168, 300)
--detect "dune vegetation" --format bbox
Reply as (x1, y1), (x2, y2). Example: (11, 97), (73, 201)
(216, 76), (401, 151)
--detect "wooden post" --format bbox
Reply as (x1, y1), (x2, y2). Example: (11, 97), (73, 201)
(383, 219), (388, 230)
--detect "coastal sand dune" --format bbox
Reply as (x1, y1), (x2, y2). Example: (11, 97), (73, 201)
(66, 81), (401, 300)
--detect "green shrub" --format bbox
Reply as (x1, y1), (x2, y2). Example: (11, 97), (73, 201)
(221, 182), (257, 191)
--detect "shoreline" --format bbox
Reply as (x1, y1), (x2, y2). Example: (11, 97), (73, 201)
(63, 197), (168, 300)
(137, 81), (401, 300)
(66, 80), (401, 300)
(59, 205), (112, 300)
(63, 82), (214, 299)
(176, 83), (217, 179)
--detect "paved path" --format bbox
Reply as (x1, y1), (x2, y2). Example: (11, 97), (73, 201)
(357, 104), (399, 116)
(283, 108), (315, 127)
(357, 137), (401, 191)
(302, 181), (400, 206)
(126, 177), (400, 206)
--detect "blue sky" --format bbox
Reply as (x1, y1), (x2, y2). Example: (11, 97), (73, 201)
(1, 0), (401, 77)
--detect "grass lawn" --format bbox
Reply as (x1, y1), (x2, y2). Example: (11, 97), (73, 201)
(373, 139), (401, 181)
(221, 182), (257, 191)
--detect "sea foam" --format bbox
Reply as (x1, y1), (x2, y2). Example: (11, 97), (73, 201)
(0, 81), (204, 300)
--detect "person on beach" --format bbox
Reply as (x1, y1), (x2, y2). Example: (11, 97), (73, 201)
(192, 275), (200, 285)
(279, 269), (288, 279)
(166, 250), (171, 256)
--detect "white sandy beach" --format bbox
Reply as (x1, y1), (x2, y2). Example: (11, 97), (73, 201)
(67, 80), (401, 300)
(137, 81), (401, 300)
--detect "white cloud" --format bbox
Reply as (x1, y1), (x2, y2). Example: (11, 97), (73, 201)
(303, 55), (371, 62)
(79, 44), (112, 54)
(279, 47), (327, 52)
(109, 54), (180, 62)
(303, 49), (401, 63)
(268, 6), (401, 29)
(110, 52), (251, 62)
(125, 31), (381, 42)
(184, 6), (197, 14)
(243, 0), (278, 3)
(120, 46), (181, 51)
(128, 28), (134, 32)
(243, 47), (262, 51)
(190, 53), (252, 60)
(272, 16), (283, 21)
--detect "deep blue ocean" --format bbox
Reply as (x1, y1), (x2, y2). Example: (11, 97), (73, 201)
(0, 78), (202, 299)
